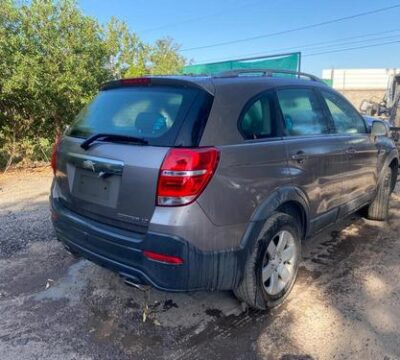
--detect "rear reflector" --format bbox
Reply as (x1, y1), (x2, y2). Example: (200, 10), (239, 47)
(156, 147), (220, 206)
(143, 250), (184, 265)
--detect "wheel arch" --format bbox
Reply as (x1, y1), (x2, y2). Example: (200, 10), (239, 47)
(380, 149), (399, 192)
(389, 157), (399, 192)
(235, 186), (309, 289)
(276, 201), (307, 240)
(240, 186), (310, 252)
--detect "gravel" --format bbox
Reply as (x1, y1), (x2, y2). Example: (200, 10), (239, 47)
(1, 168), (400, 359)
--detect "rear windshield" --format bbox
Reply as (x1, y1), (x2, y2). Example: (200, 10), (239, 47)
(68, 86), (204, 146)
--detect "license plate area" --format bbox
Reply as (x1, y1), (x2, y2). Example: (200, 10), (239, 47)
(72, 169), (121, 208)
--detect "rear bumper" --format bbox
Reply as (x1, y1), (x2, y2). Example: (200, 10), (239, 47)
(51, 198), (242, 291)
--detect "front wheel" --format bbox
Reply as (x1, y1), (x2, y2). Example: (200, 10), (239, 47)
(366, 166), (393, 221)
(234, 212), (301, 310)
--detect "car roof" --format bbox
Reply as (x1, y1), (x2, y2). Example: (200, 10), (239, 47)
(154, 74), (328, 95)
(102, 72), (328, 96)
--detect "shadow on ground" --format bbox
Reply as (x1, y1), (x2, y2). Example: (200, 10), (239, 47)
(1, 170), (400, 359)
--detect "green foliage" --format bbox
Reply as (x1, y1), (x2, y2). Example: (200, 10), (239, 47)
(104, 17), (149, 78)
(149, 37), (186, 76)
(0, 0), (186, 170)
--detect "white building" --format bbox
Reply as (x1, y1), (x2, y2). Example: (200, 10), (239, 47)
(322, 68), (400, 108)
(322, 68), (400, 90)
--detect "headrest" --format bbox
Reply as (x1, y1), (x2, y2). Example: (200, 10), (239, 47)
(135, 112), (167, 134)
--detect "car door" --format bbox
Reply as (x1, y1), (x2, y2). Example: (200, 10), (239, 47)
(275, 87), (349, 232)
(319, 89), (378, 216)
(198, 89), (291, 230)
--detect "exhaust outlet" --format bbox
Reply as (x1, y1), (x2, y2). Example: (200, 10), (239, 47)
(123, 278), (151, 291)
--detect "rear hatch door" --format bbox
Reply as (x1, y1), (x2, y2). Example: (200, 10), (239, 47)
(53, 79), (213, 232)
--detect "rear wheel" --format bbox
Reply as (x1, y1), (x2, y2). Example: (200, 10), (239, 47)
(234, 213), (301, 310)
(366, 166), (392, 221)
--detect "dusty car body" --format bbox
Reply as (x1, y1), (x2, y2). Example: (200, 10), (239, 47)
(50, 70), (399, 309)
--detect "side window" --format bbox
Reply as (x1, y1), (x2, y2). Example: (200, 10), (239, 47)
(239, 93), (276, 139)
(276, 88), (329, 136)
(321, 90), (367, 134)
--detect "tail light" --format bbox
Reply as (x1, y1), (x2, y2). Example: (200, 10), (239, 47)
(51, 136), (61, 176)
(156, 147), (220, 206)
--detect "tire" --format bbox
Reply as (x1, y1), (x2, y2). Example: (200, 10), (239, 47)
(234, 212), (301, 310)
(366, 166), (392, 221)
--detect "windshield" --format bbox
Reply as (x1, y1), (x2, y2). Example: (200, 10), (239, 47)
(68, 86), (200, 146)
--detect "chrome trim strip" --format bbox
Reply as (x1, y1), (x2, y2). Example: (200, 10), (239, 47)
(161, 169), (207, 177)
(67, 152), (124, 175)
(67, 152), (124, 166)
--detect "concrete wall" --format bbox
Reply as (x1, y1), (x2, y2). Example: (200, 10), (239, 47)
(338, 89), (386, 110)
(321, 68), (400, 109)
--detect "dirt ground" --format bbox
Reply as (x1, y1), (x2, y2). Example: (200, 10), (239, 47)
(1, 167), (400, 360)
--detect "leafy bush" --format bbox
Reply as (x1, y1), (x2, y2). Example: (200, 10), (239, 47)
(0, 0), (186, 171)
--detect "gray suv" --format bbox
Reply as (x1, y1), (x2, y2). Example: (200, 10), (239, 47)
(50, 69), (399, 309)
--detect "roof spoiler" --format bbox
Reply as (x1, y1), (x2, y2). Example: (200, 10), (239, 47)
(100, 76), (215, 94)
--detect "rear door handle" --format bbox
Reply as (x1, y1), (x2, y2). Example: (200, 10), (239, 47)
(345, 147), (357, 155)
(291, 151), (307, 164)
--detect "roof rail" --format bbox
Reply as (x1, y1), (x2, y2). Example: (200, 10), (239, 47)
(215, 68), (325, 83)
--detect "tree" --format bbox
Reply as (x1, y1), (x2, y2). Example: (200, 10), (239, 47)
(0, 0), (110, 169)
(104, 17), (149, 79)
(104, 19), (185, 78)
(149, 37), (186, 75)
(0, 0), (187, 170)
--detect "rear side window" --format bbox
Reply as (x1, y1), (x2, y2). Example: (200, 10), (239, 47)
(321, 90), (367, 134)
(239, 93), (276, 139)
(277, 88), (329, 136)
(68, 86), (204, 146)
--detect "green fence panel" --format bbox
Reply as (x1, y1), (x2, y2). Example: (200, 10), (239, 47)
(182, 52), (301, 75)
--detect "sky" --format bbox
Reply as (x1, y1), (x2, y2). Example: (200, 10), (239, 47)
(78, 0), (400, 76)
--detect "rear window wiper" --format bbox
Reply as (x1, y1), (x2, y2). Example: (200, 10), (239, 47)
(81, 133), (148, 150)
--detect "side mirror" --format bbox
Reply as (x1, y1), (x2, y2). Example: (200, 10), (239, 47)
(370, 120), (389, 138)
